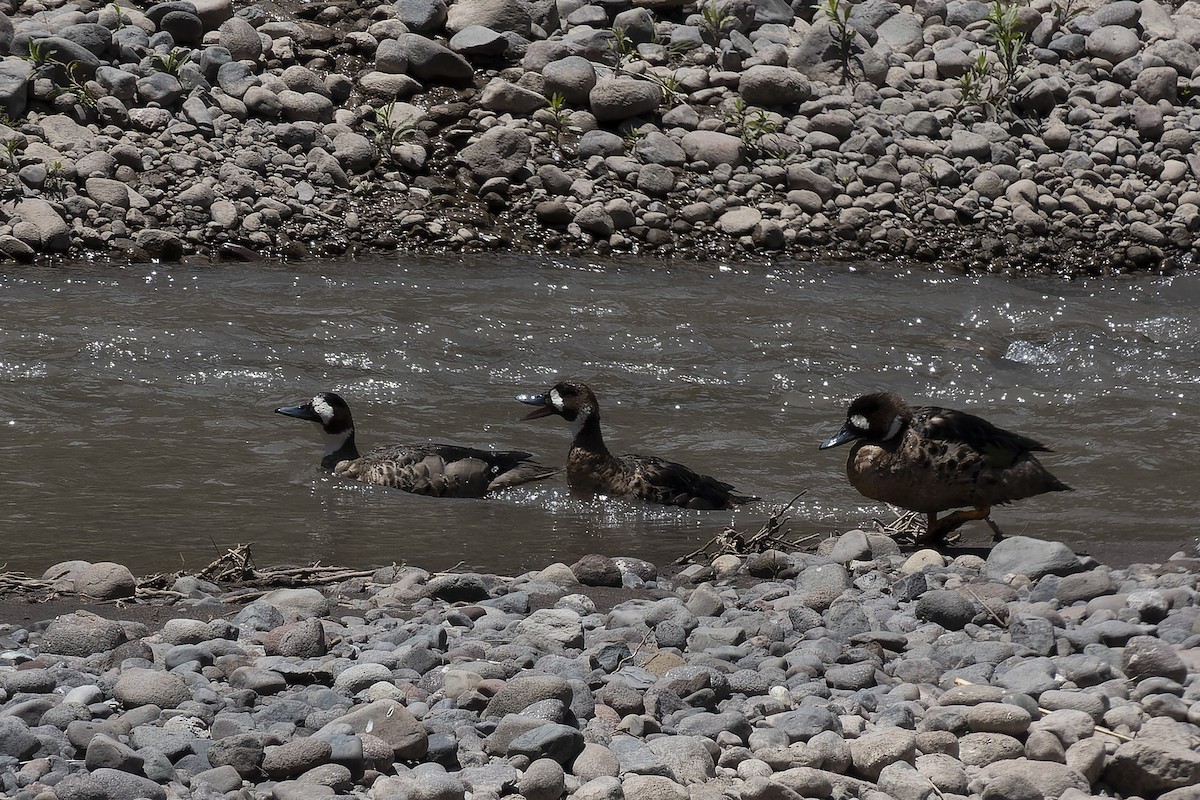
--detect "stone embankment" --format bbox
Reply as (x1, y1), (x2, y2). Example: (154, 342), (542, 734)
(2, 534), (1200, 800)
(0, 0), (1198, 272)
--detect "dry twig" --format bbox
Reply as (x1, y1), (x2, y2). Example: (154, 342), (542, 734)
(675, 491), (816, 565)
(1, 543), (379, 606)
(873, 506), (961, 546)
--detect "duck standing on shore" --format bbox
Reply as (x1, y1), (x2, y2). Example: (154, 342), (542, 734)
(517, 381), (759, 510)
(819, 391), (1072, 543)
(276, 392), (558, 497)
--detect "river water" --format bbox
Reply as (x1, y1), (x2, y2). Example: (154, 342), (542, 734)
(1, 255), (1196, 577)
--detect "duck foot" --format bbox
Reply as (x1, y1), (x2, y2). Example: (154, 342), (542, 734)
(986, 517), (1005, 542)
(922, 508), (992, 546)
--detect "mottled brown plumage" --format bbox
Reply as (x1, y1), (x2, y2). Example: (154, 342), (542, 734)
(276, 392), (558, 497)
(517, 381), (758, 510)
(820, 391), (1072, 542)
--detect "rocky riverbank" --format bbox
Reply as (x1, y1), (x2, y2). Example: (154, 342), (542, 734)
(1, 534), (1199, 800)
(0, 0), (1197, 273)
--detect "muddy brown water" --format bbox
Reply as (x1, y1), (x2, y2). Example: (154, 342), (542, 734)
(1, 255), (1196, 577)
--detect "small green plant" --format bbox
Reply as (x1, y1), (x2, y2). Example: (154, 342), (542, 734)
(821, 0), (859, 84)
(955, 2), (1029, 115)
(699, 0), (736, 43)
(986, 1), (1026, 86)
(957, 51), (991, 108)
(665, 38), (698, 60)
(721, 97), (780, 154)
(657, 74), (684, 107)
(150, 47), (191, 76)
(2, 138), (24, 170)
(1049, 0), (1082, 27)
(21, 39), (56, 69)
(47, 61), (99, 107)
(108, 1), (130, 27)
(621, 125), (647, 150)
(363, 99), (419, 162)
(543, 92), (580, 148)
(44, 159), (66, 198)
(608, 27), (637, 67)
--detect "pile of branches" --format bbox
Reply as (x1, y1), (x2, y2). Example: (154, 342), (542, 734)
(675, 492), (818, 565)
(0, 572), (54, 596)
(138, 543), (381, 602)
(0, 544), (382, 605)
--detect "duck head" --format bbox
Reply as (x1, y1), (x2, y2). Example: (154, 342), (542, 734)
(517, 381), (598, 438)
(276, 391), (356, 461)
(820, 391), (909, 449)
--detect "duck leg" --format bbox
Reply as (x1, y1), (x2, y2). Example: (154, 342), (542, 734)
(985, 516), (1005, 541)
(924, 507), (992, 544)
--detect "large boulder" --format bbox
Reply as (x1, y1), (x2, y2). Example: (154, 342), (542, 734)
(446, 0), (532, 36)
(788, 21), (888, 86)
(739, 65), (810, 106)
(541, 55), (596, 104)
(11, 198), (70, 251)
(395, 0), (448, 30)
(378, 34), (474, 84)
(589, 77), (661, 121)
(458, 126), (531, 181)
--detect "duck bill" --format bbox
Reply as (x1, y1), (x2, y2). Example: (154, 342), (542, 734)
(819, 423), (859, 450)
(516, 393), (557, 420)
(276, 403), (321, 422)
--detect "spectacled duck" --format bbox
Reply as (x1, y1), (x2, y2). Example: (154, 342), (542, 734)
(517, 381), (759, 510)
(276, 392), (558, 497)
(820, 391), (1071, 543)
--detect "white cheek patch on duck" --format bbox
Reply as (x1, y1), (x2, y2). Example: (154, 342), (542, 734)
(312, 395), (335, 424)
(883, 414), (904, 440)
(850, 414), (869, 432)
(550, 388), (565, 411)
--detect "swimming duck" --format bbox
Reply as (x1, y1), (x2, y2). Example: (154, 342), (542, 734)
(819, 391), (1071, 543)
(517, 381), (759, 510)
(276, 392), (558, 497)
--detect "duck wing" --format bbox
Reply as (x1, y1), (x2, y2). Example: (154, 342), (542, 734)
(337, 443), (556, 497)
(912, 406), (1051, 469)
(620, 453), (758, 510)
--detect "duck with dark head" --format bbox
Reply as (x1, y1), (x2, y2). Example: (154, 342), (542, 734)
(820, 391), (1072, 543)
(276, 391), (558, 498)
(517, 381), (759, 510)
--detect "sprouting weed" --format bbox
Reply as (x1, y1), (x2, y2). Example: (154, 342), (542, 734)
(44, 159), (66, 198)
(699, 0), (736, 43)
(543, 92), (581, 148)
(609, 27), (637, 67)
(150, 48), (192, 76)
(657, 74), (684, 107)
(47, 61), (99, 108)
(363, 99), (419, 162)
(957, 51), (991, 109)
(986, 1), (1026, 85)
(955, 2), (1030, 116)
(821, 0), (859, 84)
(21, 39), (56, 69)
(1049, 0), (1082, 27)
(721, 96), (780, 155)
(108, 1), (129, 27)
(2, 138), (25, 170)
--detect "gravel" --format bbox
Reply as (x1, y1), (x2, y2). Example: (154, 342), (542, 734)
(0, 532), (1198, 798)
(0, 0), (1197, 274)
